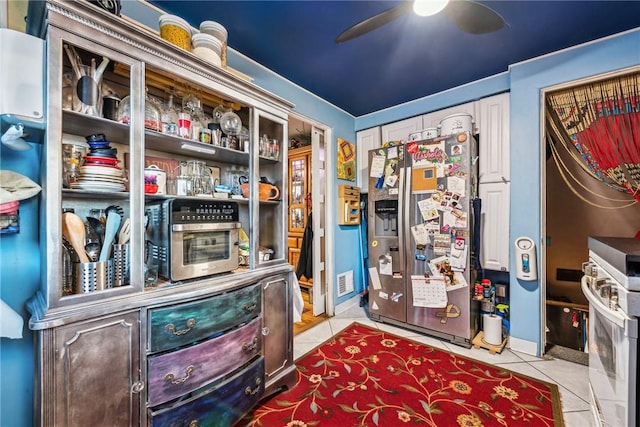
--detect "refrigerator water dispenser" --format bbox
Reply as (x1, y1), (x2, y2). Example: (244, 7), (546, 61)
(374, 200), (398, 236)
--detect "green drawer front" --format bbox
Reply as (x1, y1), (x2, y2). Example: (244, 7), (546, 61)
(149, 284), (261, 353)
(149, 356), (265, 427)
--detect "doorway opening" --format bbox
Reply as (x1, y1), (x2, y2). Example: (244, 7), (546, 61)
(542, 71), (640, 362)
(287, 113), (331, 335)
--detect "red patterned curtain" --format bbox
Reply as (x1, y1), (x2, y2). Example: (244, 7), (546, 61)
(546, 71), (640, 203)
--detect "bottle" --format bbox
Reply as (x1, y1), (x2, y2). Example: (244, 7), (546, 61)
(190, 108), (203, 141)
(161, 93), (179, 136)
(482, 278), (492, 299)
(260, 134), (268, 157)
(474, 281), (484, 299)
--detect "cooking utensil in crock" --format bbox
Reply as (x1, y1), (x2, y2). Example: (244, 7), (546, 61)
(105, 204), (124, 219)
(99, 211), (121, 262)
(62, 212), (90, 263)
(118, 218), (131, 245)
(85, 241), (100, 262)
(86, 217), (104, 246)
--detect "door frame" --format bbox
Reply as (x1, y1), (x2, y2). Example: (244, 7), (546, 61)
(289, 112), (334, 317)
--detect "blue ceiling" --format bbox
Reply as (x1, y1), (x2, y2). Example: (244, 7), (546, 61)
(148, 1), (640, 117)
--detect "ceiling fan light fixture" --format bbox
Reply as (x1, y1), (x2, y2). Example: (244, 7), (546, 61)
(413, 0), (449, 17)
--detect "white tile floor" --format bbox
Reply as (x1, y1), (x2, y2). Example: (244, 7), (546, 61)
(294, 304), (595, 427)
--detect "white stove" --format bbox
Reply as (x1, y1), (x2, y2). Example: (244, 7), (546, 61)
(582, 236), (640, 427)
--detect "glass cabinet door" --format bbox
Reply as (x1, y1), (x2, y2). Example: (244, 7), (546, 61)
(45, 27), (143, 310)
(288, 152), (308, 234)
(251, 109), (287, 268)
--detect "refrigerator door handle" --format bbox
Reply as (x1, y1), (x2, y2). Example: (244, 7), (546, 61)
(399, 166), (409, 271)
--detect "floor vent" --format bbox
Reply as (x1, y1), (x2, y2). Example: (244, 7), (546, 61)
(337, 270), (354, 297)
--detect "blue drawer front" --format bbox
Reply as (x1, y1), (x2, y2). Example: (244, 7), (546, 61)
(149, 284), (261, 353)
(150, 356), (265, 427)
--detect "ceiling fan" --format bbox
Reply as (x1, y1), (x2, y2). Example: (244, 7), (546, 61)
(335, 0), (506, 43)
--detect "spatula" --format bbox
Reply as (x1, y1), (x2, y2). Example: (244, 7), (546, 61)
(99, 211), (121, 262)
(118, 218), (131, 245)
(62, 212), (90, 263)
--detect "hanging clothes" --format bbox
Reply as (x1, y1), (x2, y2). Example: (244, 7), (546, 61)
(296, 212), (313, 280)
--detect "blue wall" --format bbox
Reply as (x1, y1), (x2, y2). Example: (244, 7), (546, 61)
(0, 142), (42, 427)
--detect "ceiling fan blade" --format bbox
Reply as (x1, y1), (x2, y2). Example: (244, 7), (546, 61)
(444, 0), (506, 34)
(335, 2), (413, 44)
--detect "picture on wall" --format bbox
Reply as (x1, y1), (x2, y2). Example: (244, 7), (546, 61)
(337, 137), (355, 181)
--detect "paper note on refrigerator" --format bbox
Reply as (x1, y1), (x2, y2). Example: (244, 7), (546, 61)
(368, 267), (382, 290)
(447, 176), (466, 196)
(370, 155), (386, 177)
(379, 253), (393, 275)
(410, 223), (430, 246)
(411, 275), (448, 308)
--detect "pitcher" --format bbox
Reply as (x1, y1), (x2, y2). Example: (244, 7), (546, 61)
(64, 44), (109, 117)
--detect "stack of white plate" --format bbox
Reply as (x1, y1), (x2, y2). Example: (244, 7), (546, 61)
(71, 164), (126, 192)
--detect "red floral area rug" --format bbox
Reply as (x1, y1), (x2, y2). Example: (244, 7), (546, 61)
(244, 322), (564, 427)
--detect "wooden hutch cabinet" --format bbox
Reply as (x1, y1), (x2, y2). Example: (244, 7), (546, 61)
(287, 145), (312, 288)
(27, 1), (296, 425)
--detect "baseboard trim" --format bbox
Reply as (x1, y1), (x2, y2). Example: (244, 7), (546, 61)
(509, 336), (539, 356)
(335, 294), (361, 315)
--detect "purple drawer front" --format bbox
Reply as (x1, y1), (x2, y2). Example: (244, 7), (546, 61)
(148, 317), (262, 407)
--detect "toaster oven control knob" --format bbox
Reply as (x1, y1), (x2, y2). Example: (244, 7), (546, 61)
(581, 261), (593, 275)
(599, 282), (611, 299)
(594, 279), (607, 291)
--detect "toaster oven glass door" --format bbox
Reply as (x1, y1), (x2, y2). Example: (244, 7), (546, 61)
(170, 223), (240, 281)
(184, 230), (231, 264)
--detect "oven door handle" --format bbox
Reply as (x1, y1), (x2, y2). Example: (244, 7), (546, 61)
(582, 278), (627, 328)
(172, 222), (241, 232)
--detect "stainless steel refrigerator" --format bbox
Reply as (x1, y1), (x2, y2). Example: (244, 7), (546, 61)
(366, 132), (479, 347)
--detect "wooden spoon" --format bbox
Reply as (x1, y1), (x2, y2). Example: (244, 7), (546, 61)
(62, 212), (90, 263)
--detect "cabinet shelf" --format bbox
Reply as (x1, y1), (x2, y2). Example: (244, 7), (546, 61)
(62, 110), (253, 165)
(62, 189), (130, 199)
(142, 194), (281, 205)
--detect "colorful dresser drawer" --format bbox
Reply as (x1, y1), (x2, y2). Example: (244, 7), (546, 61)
(148, 317), (262, 407)
(149, 356), (265, 427)
(148, 284), (261, 354)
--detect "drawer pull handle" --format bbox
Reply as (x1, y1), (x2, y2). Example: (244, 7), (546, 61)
(131, 381), (145, 394)
(245, 383), (261, 396)
(242, 336), (259, 353)
(165, 318), (197, 336)
(242, 299), (258, 312)
(245, 385), (260, 396)
(164, 365), (195, 385)
(244, 377), (262, 396)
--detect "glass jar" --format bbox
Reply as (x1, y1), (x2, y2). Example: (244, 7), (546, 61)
(159, 14), (192, 51)
(62, 141), (88, 188)
(191, 33), (222, 67)
(161, 92), (179, 136)
(219, 110), (242, 136)
(200, 21), (228, 66)
(116, 91), (163, 132)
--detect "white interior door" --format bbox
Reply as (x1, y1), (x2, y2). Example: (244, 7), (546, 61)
(311, 126), (326, 315)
